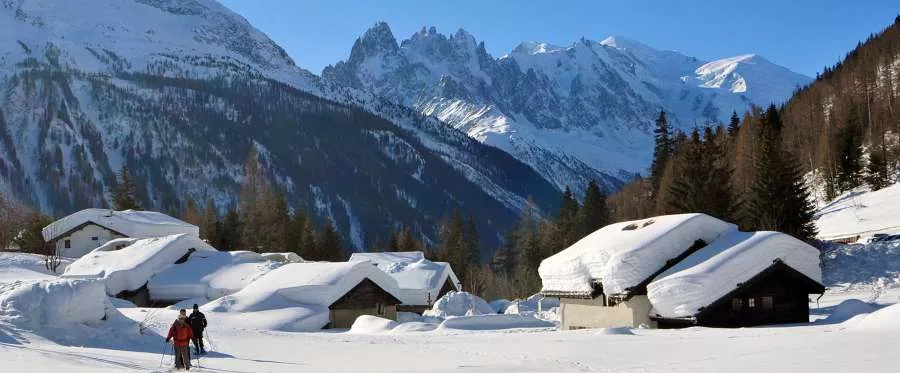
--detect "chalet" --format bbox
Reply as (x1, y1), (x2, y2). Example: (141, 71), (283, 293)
(42, 209), (199, 258)
(539, 213), (824, 330)
(349, 251), (460, 313)
(233, 261), (404, 329)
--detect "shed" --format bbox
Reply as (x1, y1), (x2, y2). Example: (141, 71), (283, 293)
(349, 251), (460, 313)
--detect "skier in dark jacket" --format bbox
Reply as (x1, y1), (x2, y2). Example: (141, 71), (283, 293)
(187, 304), (208, 355)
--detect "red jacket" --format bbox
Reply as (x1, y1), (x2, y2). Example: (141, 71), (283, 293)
(167, 321), (194, 347)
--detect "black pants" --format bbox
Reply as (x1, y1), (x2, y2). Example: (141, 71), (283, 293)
(191, 330), (205, 352)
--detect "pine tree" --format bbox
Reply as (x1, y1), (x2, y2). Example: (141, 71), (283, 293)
(315, 219), (344, 261)
(396, 226), (423, 252)
(650, 110), (674, 194)
(865, 147), (891, 190)
(835, 107), (864, 192)
(666, 128), (706, 214)
(217, 208), (242, 250)
(181, 198), (202, 228)
(579, 180), (609, 236)
(464, 215), (480, 265)
(110, 166), (142, 210)
(727, 110), (741, 136)
(747, 106), (817, 241)
(385, 228), (401, 252)
(558, 186), (580, 246)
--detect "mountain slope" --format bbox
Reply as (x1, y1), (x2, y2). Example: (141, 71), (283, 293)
(324, 24), (812, 194)
(0, 0), (561, 252)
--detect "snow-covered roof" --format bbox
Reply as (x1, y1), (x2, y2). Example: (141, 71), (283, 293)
(148, 251), (282, 302)
(349, 251), (460, 306)
(42, 209), (199, 242)
(647, 231), (823, 319)
(62, 233), (216, 295)
(538, 214), (736, 297)
(221, 261), (403, 313)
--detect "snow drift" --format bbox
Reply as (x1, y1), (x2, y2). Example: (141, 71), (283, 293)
(148, 250), (282, 302)
(539, 214), (736, 296)
(0, 253), (63, 283)
(647, 231), (822, 318)
(816, 184), (900, 242)
(423, 291), (493, 318)
(437, 314), (554, 331)
(0, 279), (107, 327)
(855, 302), (900, 330)
(63, 234), (216, 295)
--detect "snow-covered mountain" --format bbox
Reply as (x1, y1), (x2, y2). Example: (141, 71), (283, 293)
(324, 23), (812, 193)
(0, 0), (561, 251)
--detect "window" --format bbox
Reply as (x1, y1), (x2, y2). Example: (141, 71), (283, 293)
(761, 296), (774, 310)
(64, 240), (71, 249)
(91, 237), (98, 241)
(376, 303), (384, 315)
(732, 298), (742, 311)
(748, 298), (756, 309)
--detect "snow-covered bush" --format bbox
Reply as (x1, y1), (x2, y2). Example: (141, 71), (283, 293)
(423, 291), (493, 318)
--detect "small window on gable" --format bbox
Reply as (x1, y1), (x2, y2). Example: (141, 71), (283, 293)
(732, 298), (742, 311)
(641, 219), (655, 227)
(91, 237), (99, 241)
(761, 296), (774, 310)
(622, 223), (639, 231)
(748, 298), (756, 309)
(64, 239), (71, 249)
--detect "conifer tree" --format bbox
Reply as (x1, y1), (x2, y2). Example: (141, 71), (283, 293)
(579, 180), (609, 236)
(217, 208), (242, 250)
(727, 110), (741, 136)
(865, 147), (891, 191)
(315, 219), (344, 261)
(464, 214), (480, 265)
(558, 186), (580, 245)
(747, 106), (817, 241)
(181, 198), (202, 228)
(667, 128), (706, 214)
(650, 110), (674, 194)
(200, 199), (218, 244)
(835, 108), (864, 192)
(110, 166), (142, 211)
(396, 226), (423, 252)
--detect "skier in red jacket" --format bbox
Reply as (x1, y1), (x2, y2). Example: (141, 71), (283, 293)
(166, 310), (194, 370)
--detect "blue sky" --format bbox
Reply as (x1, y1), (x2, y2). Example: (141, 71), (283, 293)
(218, 0), (899, 77)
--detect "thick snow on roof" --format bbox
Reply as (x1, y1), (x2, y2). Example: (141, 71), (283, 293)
(815, 184), (900, 241)
(217, 261), (401, 312)
(42, 209), (199, 242)
(647, 231), (822, 319)
(349, 251), (460, 305)
(539, 214), (736, 296)
(62, 234), (216, 295)
(147, 251), (282, 302)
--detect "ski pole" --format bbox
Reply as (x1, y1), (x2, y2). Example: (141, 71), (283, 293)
(159, 341), (169, 368)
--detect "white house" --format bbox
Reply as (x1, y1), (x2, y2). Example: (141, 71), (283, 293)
(349, 251), (461, 313)
(42, 209), (199, 258)
(538, 213), (824, 330)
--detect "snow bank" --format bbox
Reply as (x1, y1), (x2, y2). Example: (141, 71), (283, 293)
(348, 315), (399, 334)
(0, 253), (62, 283)
(349, 251), (460, 306)
(816, 184), (900, 241)
(488, 299), (512, 313)
(855, 303), (900, 330)
(596, 327), (635, 335)
(822, 240), (900, 287)
(148, 250), (281, 302)
(63, 234), (216, 295)
(437, 314), (554, 331)
(647, 231), (822, 318)
(824, 299), (877, 323)
(504, 294), (560, 315)
(42, 208), (198, 242)
(539, 214), (736, 296)
(0, 279), (107, 327)
(204, 262), (401, 331)
(391, 321), (439, 333)
(423, 291), (493, 318)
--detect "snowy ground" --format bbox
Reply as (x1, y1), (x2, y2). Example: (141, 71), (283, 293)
(0, 288), (896, 373)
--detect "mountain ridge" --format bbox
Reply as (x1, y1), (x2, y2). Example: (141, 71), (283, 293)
(324, 22), (812, 194)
